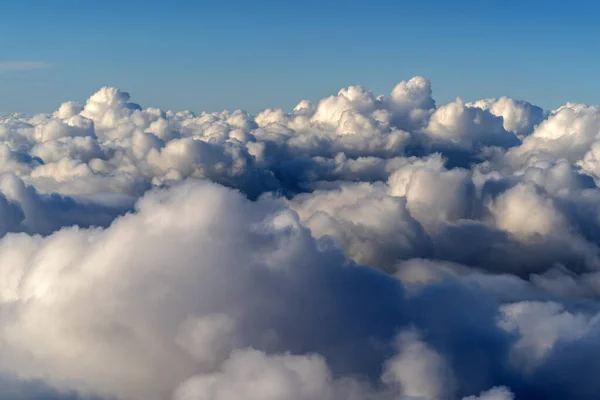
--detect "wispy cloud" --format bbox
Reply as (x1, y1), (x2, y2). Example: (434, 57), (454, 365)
(0, 61), (52, 73)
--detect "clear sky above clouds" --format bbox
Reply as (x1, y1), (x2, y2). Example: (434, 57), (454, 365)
(1, 0), (598, 114)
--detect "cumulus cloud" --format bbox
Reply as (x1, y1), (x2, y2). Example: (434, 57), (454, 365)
(2, 77), (600, 399)
(462, 386), (514, 400)
(381, 329), (456, 400)
(424, 98), (518, 150)
(469, 97), (544, 139)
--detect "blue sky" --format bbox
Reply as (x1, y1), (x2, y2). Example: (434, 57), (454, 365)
(1, 0), (599, 114)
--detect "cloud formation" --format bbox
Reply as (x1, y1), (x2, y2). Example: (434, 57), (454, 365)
(1, 77), (600, 399)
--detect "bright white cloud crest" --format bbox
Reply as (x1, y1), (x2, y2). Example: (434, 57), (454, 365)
(1, 77), (600, 400)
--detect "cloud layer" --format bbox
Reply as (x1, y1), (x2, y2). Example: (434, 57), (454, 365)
(1, 77), (600, 399)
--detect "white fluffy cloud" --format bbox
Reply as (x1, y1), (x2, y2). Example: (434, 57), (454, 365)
(2, 77), (600, 400)
(498, 301), (598, 370)
(425, 99), (518, 150)
(462, 386), (514, 400)
(381, 329), (456, 400)
(469, 97), (544, 139)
